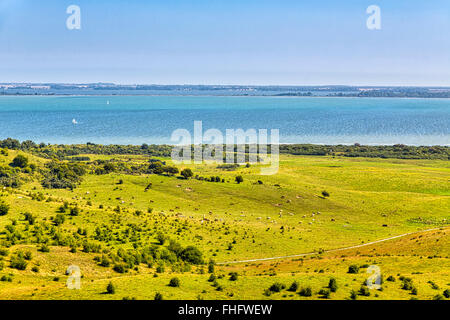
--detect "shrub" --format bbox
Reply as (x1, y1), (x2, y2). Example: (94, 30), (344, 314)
(23, 251), (32, 261)
(401, 278), (414, 290)
(39, 244), (50, 253)
(42, 161), (86, 189)
(348, 265), (360, 274)
(54, 213), (66, 226)
(269, 282), (286, 293)
(106, 282), (116, 294)
(208, 274), (216, 282)
(235, 176), (244, 184)
(208, 260), (215, 273)
(0, 275), (12, 282)
(287, 281), (299, 292)
(154, 292), (163, 300)
(299, 287), (312, 297)
(113, 264), (127, 274)
(328, 278), (338, 292)
(0, 202), (9, 216)
(358, 286), (370, 296)
(70, 207), (80, 216)
(321, 190), (330, 197)
(169, 277), (180, 287)
(433, 294), (444, 300)
(319, 289), (331, 299)
(350, 290), (358, 300)
(443, 289), (450, 298)
(386, 275), (395, 282)
(229, 272), (238, 281)
(0, 248), (8, 256)
(10, 254), (27, 270)
(100, 255), (111, 267)
(180, 246), (203, 264)
(156, 233), (167, 245)
(11, 155), (28, 168)
(181, 168), (193, 179)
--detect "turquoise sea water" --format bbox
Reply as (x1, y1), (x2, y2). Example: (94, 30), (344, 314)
(0, 96), (448, 145)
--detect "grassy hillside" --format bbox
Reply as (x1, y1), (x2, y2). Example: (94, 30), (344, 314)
(0, 148), (448, 300)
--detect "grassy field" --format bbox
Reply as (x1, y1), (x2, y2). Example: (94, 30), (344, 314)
(0, 149), (449, 300)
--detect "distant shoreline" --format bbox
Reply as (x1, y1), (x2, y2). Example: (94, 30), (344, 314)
(1, 94), (450, 99)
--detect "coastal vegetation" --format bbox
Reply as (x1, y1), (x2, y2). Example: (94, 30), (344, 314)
(0, 140), (448, 300)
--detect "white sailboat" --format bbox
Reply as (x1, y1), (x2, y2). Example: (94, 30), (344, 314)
(72, 118), (78, 124)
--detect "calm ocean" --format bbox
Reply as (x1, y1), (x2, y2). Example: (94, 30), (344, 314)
(0, 96), (448, 146)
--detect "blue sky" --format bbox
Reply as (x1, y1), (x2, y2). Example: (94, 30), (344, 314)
(0, 0), (449, 85)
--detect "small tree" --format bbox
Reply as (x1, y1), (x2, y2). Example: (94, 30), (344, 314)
(169, 277), (180, 287)
(443, 289), (450, 298)
(287, 281), (299, 292)
(0, 202), (9, 216)
(229, 272), (238, 281)
(11, 155), (28, 168)
(268, 282), (285, 293)
(328, 278), (338, 292)
(180, 246), (203, 264)
(208, 260), (215, 273)
(106, 282), (116, 294)
(299, 287), (312, 297)
(181, 168), (193, 179)
(156, 232), (167, 245)
(54, 213), (66, 226)
(348, 265), (359, 274)
(70, 207), (80, 216)
(235, 176), (244, 184)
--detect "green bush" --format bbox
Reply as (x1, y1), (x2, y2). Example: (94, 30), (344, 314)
(401, 278), (414, 290)
(386, 275), (395, 282)
(39, 244), (50, 253)
(106, 282), (116, 294)
(287, 281), (299, 292)
(348, 265), (360, 274)
(328, 278), (338, 292)
(181, 168), (193, 179)
(229, 272), (238, 281)
(70, 207), (80, 216)
(54, 213), (66, 226)
(319, 289), (331, 299)
(11, 155), (28, 168)
(0, 202), (9, 216)
(358, 286), (370, 296)
(269, 282), (286, 293)
(10, 254), (27, 270)
(299, 287), (312, 297)
(208, 274), (216, 282)
(180, 246), (203, 264)
(169, 277), (180, 287)
(154, 292), (163, 300)
(113, 264), (127, 273)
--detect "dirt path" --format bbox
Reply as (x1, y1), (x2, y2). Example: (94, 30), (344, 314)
(217, 226), (447, 265)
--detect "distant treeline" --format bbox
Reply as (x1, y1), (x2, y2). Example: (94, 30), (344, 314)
(0, 138), (448, 160)
(279, 144), (449, 160)
(277, 88), (450, 98)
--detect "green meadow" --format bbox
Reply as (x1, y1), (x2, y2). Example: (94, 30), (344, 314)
(0, 147), (449, 300)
